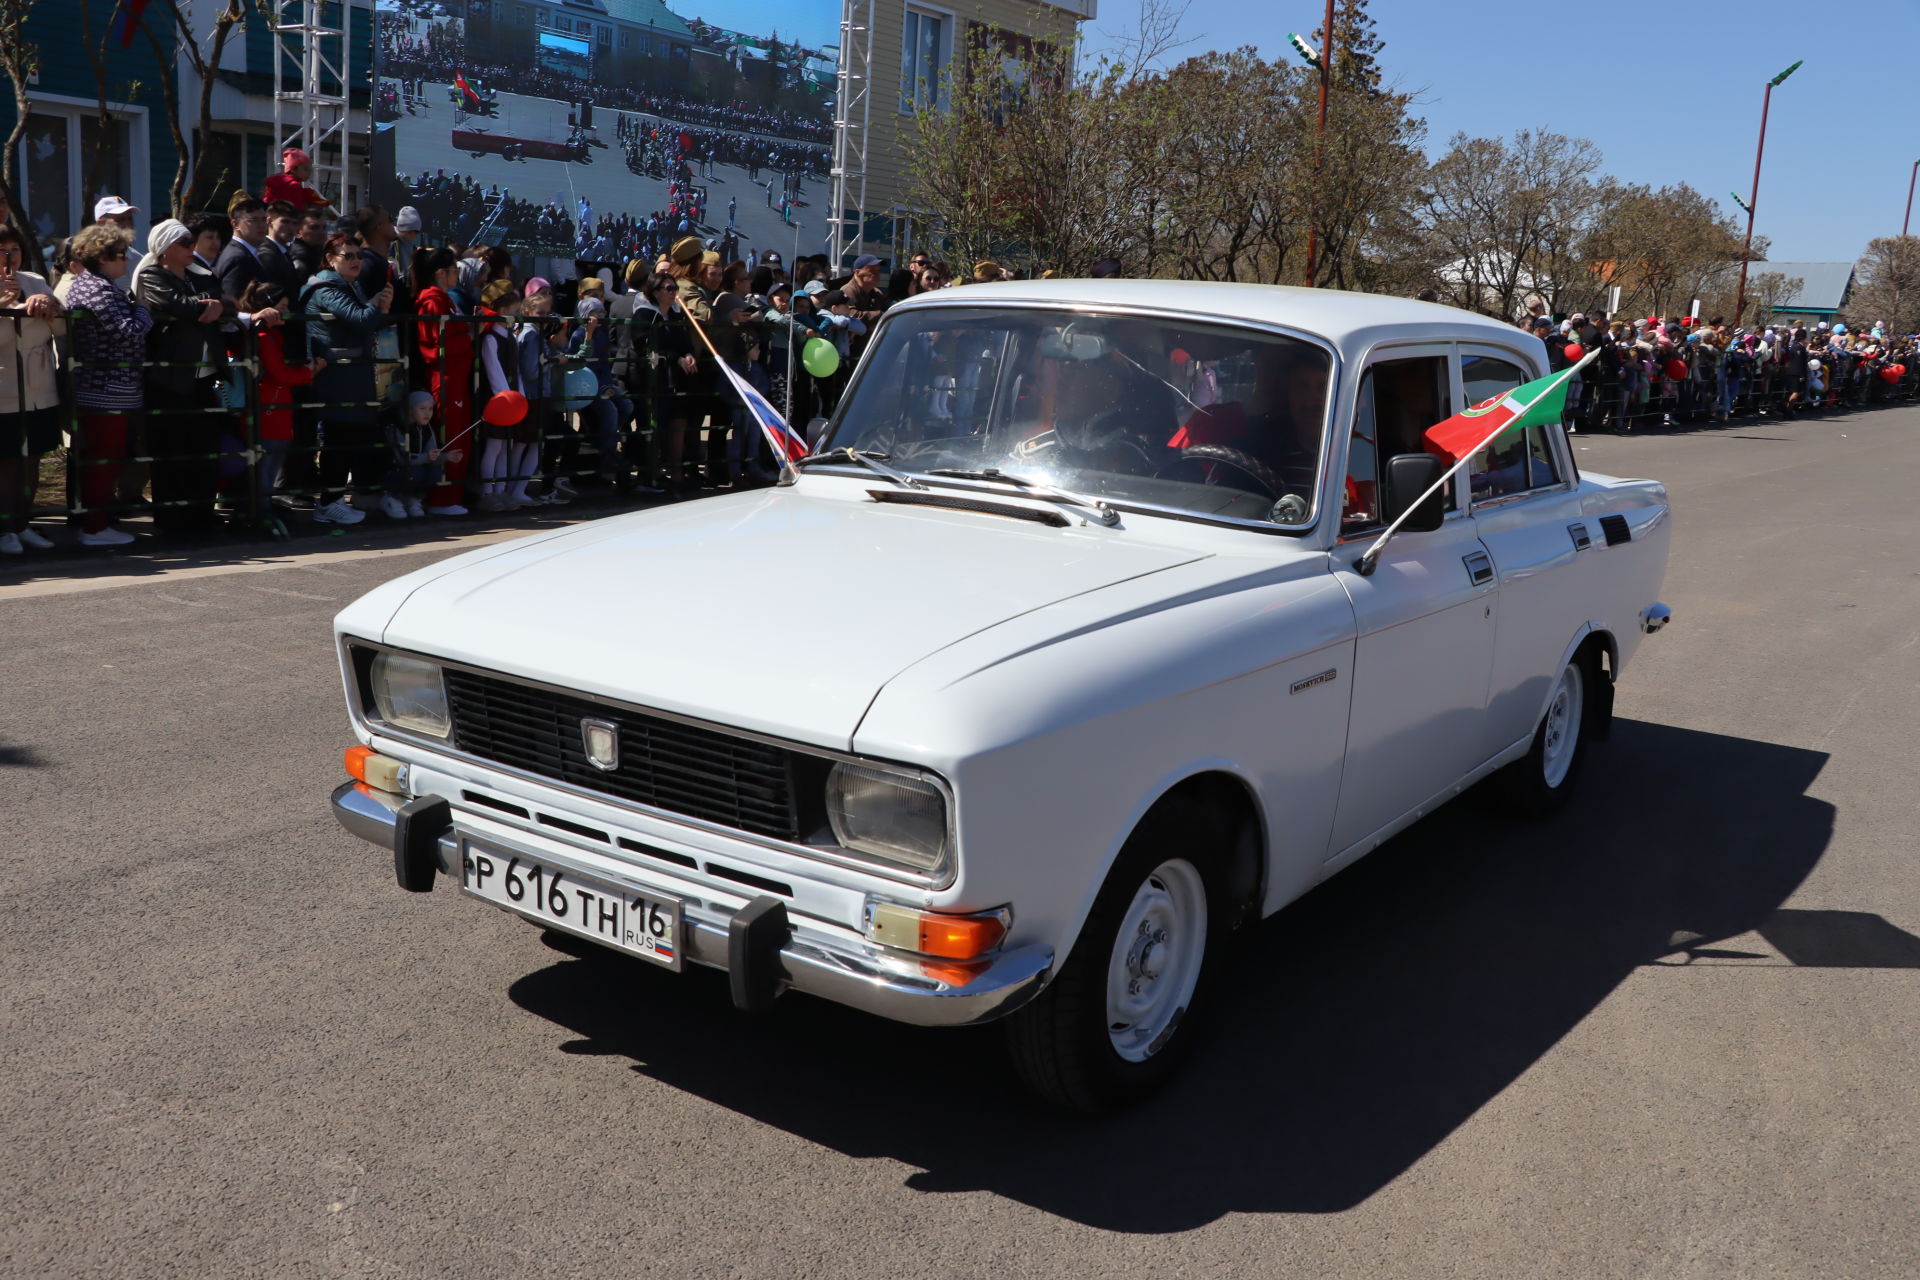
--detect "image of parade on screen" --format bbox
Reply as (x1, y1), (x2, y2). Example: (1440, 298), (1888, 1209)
(371, 0), (838, 269)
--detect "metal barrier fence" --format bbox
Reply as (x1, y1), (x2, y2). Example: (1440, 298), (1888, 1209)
(1573, 353), (1920, 433)
(8, 302), (1919, 540)
(10, 305), (799, 541)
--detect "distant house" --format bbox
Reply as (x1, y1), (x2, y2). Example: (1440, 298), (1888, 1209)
(1752, 261), (1856, 323)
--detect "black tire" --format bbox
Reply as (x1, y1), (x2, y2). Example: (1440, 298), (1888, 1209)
(1003, 800), (1230, 1112)
(1505, 651), (1595, 818)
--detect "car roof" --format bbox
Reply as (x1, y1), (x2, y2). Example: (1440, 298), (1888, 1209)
(891, 279), (1539, 357)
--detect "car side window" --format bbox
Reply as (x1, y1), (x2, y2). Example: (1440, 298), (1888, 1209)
(1342, 354), (1452, 532)
(1464, 354), (1564, 502)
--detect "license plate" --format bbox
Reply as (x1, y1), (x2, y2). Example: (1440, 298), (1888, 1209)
(460, 838), (683, 971)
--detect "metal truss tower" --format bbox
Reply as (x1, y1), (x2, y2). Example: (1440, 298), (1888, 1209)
(270, 0), (351, 209)
(827, 0), (874, 268)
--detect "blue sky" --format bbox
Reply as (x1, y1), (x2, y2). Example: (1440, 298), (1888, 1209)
(1081, 0), (1920, 264)
(669, 1), (839, 52)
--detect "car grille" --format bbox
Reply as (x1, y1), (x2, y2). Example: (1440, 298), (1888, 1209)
(443, 668), (803, 840)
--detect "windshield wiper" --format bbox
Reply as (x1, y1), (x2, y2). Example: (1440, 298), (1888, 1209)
(926, 468), (1121, 527)
(793, 447), (925, 489)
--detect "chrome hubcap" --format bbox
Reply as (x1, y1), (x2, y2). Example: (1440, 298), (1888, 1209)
(1541, 662), (1584, 788)
(1106, 859), (1207, 1063)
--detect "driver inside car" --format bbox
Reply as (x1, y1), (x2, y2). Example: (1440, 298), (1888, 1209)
(1165, 347), (1327, 498)
(1019, 329), (1179, 474)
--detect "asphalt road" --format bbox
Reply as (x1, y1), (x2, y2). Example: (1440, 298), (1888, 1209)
(4, 407), (1917, 1278)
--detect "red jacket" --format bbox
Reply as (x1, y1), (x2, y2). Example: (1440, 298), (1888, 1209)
(252, 326), (317, 441)
(414, 286), (475, 376)
(263, 173), (330, 211)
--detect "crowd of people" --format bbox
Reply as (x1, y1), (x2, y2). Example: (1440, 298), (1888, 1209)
(374, 38), (833, 148)
(0, 162), (1012, 554)
(1511, 302), (1920, 431)
(8, 165), (1915, 560)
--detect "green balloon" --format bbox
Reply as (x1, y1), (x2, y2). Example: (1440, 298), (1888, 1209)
(801, 337), (840, 378)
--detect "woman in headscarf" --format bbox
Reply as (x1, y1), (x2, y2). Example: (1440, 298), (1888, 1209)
(134, 218), (232, 533)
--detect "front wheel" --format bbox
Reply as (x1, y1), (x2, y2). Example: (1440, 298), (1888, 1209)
(1004, 807), (1226, 1111)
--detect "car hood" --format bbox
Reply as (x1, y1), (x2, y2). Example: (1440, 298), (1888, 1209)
(375, 488), (1209, 748)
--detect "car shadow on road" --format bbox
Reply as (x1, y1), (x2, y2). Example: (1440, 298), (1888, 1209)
(508, 718), (1841, 1230)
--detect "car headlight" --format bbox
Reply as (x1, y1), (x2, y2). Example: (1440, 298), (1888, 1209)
(369, 652), (450, 738)
(825, 761), (949, 874)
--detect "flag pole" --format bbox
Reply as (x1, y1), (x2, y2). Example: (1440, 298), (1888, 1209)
(1356, 349), (1597, 577)
(682, 303), (803, 476)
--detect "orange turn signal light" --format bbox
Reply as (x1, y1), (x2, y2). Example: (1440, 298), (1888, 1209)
(343, 745), (408, 794)
(865, 901), (1010, 960)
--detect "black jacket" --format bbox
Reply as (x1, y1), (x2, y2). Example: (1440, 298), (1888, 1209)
(256, 237), (299, 294)
(213, 239), (263, 303)
(134, 262), (231, 395)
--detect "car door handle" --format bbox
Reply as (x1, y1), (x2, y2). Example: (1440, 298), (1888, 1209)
(1462, 550), (1494, 586)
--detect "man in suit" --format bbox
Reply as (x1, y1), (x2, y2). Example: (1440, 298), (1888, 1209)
(256, 200), (300, 293)
(214, 195), (270, 302)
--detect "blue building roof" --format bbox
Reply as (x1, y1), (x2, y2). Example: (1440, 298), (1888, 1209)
(1755, 262), (1856, 315)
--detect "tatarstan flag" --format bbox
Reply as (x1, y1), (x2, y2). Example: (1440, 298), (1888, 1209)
(1423, 351), (1597, 464)
(454, 74), (480, 105)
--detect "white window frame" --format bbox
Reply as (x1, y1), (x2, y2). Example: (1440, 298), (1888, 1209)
(16, 90), (152, 250)
(596, 23), (611, 46)
(900, 3), (956, 115)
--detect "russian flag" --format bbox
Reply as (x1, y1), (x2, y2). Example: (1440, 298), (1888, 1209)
(112, 0), (153, 47)
(715, 352), (811, 468)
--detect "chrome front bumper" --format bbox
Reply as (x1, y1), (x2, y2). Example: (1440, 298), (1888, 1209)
(331, 781), (1052, 1028)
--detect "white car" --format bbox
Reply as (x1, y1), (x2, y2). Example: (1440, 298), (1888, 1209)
(331, 281), (1671, 1110)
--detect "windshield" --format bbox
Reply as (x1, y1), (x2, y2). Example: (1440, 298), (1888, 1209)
(820, 306), (1333, 527)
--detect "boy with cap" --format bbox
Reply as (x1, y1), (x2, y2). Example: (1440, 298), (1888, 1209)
(264, 148), (334, 213)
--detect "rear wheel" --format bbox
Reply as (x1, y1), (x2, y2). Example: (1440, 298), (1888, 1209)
(1507, 655), (1591, 817)
(1004, 803), (1227, 1111)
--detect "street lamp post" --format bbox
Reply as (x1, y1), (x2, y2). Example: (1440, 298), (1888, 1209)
(1733, 60), (1801, 327)
(1293, 0), (1335, 288)
(1904, 159), (1919, 237)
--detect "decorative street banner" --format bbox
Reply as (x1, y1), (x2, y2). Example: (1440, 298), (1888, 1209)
(370, 0), (839, 268)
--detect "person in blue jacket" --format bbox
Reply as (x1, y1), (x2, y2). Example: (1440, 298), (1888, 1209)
(298, 233), (394, 524)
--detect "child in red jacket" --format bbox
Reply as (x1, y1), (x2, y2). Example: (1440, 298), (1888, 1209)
(239, 280), (322, 500)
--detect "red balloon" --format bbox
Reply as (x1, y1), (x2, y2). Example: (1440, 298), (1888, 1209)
(1563, 343), (1585, 361)
(1647, 315), (1659, 327)
(1665, 359), (1689, 380)
(1681, 315), (1696, 327)
(1895, 364), (1908, 377)
(1168, 347), (1191, 365)
(1880, 367), (1901, 384)
(483, 390), (528, 426)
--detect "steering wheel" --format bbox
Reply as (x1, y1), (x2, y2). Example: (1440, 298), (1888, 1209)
(1156, 444), (1282, 497)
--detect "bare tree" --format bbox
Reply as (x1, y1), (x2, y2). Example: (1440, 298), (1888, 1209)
(1746, 271), (1804, 327)
(0, 0), (44, 272)
(1585, 182), (1746, 319)
(1846, 236), (1920, 337)
(1423, 130), (1602, 318)
(133, 0), (252, 217)
(1105, 0), (1199, 83)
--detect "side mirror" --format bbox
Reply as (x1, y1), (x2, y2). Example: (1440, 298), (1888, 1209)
(1383, 453), (1447, 533)
(805, 416), (830, 447)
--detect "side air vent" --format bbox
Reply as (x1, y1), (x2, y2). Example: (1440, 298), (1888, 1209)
(1599, 514), (1631, 546)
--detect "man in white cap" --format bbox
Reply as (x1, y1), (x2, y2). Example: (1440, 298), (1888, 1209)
(94, 195), (143, 293)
